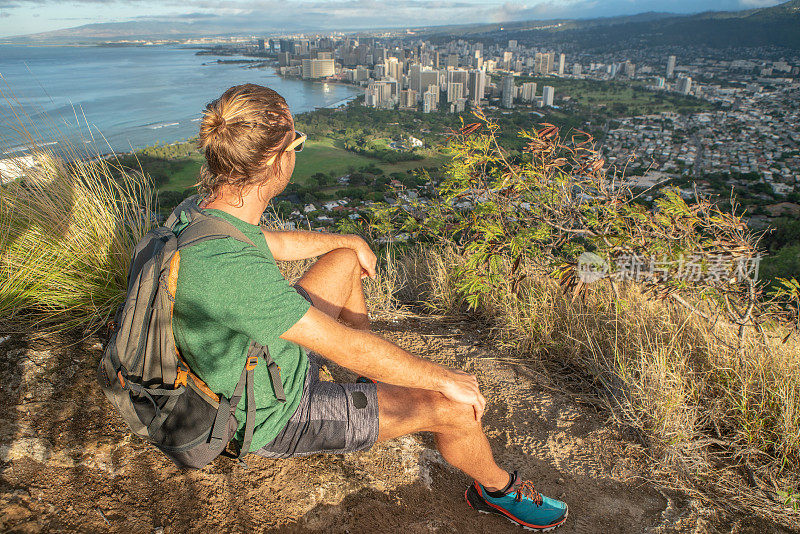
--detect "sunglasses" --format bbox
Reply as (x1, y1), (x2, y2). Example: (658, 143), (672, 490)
(266, 130), (306, 165)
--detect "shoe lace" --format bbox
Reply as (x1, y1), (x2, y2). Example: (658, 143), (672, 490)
(514, 480), (543, 506)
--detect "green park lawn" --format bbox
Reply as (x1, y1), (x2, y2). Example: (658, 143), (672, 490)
(144, 137), (444, 193)
(493, 75), (711, 117)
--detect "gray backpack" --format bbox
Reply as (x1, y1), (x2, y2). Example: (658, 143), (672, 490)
(97, 195), (286, 469)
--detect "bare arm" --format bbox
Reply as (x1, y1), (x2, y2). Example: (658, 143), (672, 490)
(263, 230), (376, 278)
(280, 306), (486, 419)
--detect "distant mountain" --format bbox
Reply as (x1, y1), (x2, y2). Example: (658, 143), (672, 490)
(4, 0), (800, 50)
(5, 20), (282, 44)
(442, 0), (800, 50)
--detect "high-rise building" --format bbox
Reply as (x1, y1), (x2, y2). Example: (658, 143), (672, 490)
(446, 54), (459, 69)
(467, 69), (486, 104)
(399, 90), (418, 108)
(302, 59), (335, 79)
(666, 55), (676, 78)
(447, 82), (464, 103)
(279, 39), (293, 53)
(386, 57), (403, 82)
(534, 53), (545, 74)
(409, 64), (422, 92)
(503, 51), (513, 69)
(365, 80), (398, 108)
(365, 83), (380, 107)
(541, 85), (555, 107)
(355, 66), (370, 82)
(572, 63), (582, 76)
(420, 69), (440, 94)
(423, 87), (439, 113)
(676, 76), (692, 95)
(624, 61), (636, 78)
(449, 98), (467, 113)
(448, 69), (468, 88)
(558, 53), (566, 75)
(257, 39), (265, 51)
(534, 52), (553, 75)
(508, 39), (517, 49)
(501, 75), (515, 108)
(655, 76), (665, 88)
(521, 82), (537, 102)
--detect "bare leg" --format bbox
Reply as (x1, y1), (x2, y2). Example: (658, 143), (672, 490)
(295, 248), (369, 330)
(377, 383), (510, 491)
(297, 251), (508, 489)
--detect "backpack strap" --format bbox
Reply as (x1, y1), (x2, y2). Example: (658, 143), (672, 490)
(166, 196), (287, 456)
(176, 216), (257, 250)
(209, 340), (284, 459)
(166, 195), (258, 250)
(165, 194), (202, 229)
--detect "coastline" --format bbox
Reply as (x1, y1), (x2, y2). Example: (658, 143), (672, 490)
(0, 44), (362, 158)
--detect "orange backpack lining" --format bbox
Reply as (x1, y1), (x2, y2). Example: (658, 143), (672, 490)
(167, 251), (221, 404)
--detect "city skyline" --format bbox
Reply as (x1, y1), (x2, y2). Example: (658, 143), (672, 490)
(0, 0), (787, 39)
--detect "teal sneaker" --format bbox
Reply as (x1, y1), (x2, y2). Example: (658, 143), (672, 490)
(465, 471), (568, 531)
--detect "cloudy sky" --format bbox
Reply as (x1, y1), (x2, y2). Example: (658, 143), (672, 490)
(0, 0), (786, 38)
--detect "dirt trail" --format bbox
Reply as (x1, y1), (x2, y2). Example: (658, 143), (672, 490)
(0, 318), (789, 533)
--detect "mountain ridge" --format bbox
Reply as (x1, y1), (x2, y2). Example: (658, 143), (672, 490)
(3, 0), (799, 50)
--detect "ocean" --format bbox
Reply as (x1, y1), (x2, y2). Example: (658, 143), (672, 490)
(0, 45), (361, 156)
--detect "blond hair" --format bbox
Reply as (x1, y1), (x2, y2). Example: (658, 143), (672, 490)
(196, 84), (293, 199)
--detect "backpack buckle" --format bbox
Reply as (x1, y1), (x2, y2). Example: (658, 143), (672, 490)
(245, 355), (258, 371)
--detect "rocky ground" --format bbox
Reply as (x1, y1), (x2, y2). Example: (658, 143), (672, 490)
(0, 318), (792, 533)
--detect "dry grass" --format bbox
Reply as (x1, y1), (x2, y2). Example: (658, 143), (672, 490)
(0, 151), (154, 333)
(389, 245), (800, 528)
(277, 244), (408, 322)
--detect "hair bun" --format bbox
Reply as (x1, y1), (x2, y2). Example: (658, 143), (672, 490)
(199, 108), (229, 147)
(196, 84), (293, 199)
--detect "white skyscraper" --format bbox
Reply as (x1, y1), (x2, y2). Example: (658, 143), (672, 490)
(447, 82), (464, 103)
(541, 85), (555, 107)
(501, 75), (515, 108)
(503, 51), (513, 69)
(677, 76), (692, 95)
(572, 63), (582, 76)
(386, 57), (403, 82)
(302, 59), (335, 79)
(558, 53), (566, 75)
(521, 82), (537, 102)
(666, 55), (676, 78)
(468, 69), (486, 105)
(423, 87), (438, 113)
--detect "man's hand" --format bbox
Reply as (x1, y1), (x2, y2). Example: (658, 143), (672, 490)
(349, 236), (377, 279)
(438, 369), (486, 421)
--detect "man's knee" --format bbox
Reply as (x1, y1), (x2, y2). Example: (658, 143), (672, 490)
(323, 247), (360, 277)
(424, 390), (481, 433)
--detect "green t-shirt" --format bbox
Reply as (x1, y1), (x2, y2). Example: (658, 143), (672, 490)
(172, 208), (311, 451)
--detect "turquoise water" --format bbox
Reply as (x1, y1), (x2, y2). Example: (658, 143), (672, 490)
(0, 45), (360, 156)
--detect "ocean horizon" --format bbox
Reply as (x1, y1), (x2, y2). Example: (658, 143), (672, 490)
(0, 44), (361, 158)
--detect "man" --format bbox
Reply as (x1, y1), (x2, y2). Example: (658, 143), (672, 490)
(175, 84), (568, 530)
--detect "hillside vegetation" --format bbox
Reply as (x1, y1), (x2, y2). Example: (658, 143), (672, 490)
(1, 113), (800, 529)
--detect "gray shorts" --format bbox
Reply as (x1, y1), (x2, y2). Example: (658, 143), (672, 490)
(254, 353), (379, 458)
(254, 285), (379, 458)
